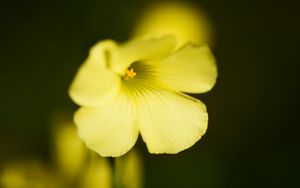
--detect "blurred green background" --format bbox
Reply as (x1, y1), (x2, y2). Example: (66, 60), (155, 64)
(1, 0), (299, 187)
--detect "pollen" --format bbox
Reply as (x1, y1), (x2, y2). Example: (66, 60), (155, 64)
(124, 68), (137, 80)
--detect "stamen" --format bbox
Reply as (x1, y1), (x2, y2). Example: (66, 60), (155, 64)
(124, 68), (137, 80)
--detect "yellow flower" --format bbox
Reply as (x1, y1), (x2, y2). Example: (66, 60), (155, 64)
(80, 153), (112, 188)
(115, 150), (143, 188)
(0, 160), (61, 188)
(133, 2), (213, 48)
(51, 115), (86, 181)
(69, 1), (217, 158)
(69, 34), (217, 157)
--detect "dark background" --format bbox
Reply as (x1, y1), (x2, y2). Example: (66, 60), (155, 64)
(1, 0), (299, 187)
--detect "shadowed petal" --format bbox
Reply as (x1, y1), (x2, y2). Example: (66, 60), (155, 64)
(109, 36), (176, 75)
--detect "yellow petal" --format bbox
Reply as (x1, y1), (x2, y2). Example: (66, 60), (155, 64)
(151, 44), (217, 93)
(69, 40), (121, 107)
(109, 36), (176, 75)
(74, 93), (139, 157)
(137, 90), (208, 154)
(133, 2), (212, 49)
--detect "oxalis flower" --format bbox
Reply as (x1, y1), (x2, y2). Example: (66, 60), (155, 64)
(69, 35), (217, 157)
(69, 1), (216, 158)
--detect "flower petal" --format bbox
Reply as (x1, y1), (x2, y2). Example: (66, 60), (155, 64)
(137, 89), (208, 154)
(109, 36), (176, 75)
(69, 40), (121, 107)
(152, 44), (217, 93)
(74, 93), (138, 157)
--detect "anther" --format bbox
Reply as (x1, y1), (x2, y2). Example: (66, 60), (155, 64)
(124, 68), (136, 80)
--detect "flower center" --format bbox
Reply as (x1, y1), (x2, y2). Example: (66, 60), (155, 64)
(124, 68), (137, 80)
